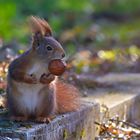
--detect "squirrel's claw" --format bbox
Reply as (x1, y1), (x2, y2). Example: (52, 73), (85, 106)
(40, 73), (55, 84)
(35, 117), (50, 123)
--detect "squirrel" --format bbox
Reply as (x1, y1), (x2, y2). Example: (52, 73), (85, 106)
(6, 16), (79, 122)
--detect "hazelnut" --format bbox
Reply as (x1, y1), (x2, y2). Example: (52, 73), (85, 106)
(48, 59), (66, 76)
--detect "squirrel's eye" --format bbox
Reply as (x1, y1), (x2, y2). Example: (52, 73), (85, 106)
(47, 45), (52, 51)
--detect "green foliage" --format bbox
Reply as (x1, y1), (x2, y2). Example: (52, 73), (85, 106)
(0, 1), (17, 41)
(0, 0), (92, 43)
(93, 0), (140, 14)
(100, 19), (140, 44)
(58, 0), (92, 12)
(14, 0), (58, 16)
(1, 0), (140, 44)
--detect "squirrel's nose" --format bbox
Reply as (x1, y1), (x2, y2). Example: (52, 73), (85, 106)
(62, 53), (65, 58)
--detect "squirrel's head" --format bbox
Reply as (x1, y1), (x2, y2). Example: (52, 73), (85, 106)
(29, 16), (65, 61)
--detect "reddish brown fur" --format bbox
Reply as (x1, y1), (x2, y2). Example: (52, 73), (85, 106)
(55, 80), (80, 114)
(8, 50), (37, 83)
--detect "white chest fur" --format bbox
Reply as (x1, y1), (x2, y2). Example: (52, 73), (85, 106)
(16, 62), (48, 113)
(17, 82), (44, 113)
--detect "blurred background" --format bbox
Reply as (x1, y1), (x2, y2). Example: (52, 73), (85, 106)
(0, 0), (140, 91)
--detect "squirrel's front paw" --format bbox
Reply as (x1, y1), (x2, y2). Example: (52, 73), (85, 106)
(40, 73), (55, 84)
(24, 74), (37, 84)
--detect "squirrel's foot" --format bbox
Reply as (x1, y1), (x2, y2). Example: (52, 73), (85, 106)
(24, 74), (37, 84)
(35, 117), (50, 123)
(40, 73), (55, 84)
(10, 116), (28, 122)
(35, 115), (56, 123)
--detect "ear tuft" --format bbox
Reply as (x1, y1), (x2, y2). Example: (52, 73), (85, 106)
(29, 16), (52, 36)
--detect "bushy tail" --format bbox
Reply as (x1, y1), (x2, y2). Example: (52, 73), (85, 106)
(55, 80), (80, 114)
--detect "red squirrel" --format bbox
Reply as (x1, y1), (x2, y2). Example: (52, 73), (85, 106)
(6, 16), (79, 122)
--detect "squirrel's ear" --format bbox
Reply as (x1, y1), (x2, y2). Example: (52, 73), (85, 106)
(29, 16), (52, 36)
(31, 33), (43, 50)
(36, 17), (52, 36)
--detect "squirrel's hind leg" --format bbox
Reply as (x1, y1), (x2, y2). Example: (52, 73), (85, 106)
(7, 86), (29, 121)
(35, 86), (57, 122)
